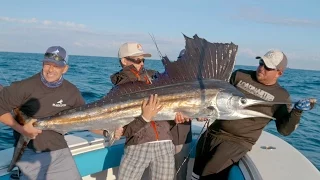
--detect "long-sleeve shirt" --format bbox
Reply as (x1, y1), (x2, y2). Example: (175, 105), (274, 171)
(110, 65), (176, 146)
(208, 69), (302, 149)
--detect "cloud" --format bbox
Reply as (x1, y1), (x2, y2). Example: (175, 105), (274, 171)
(237, 47), (320, 70)
(0, 16), (184, 60)
(0, 16), (86, 30)
(233, 7), (320, 28)
(238, 48), (259, 57)
(1, 16), (318, 70)
(0, 16), (38, 23)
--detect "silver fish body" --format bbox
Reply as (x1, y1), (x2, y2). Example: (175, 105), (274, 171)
(33, 79), (273, 135)
(6, 34), (273, 172)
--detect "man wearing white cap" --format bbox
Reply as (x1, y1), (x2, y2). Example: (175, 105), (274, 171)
(0, 46), (85, 179)
(110, 42), (176, 180)
(111, 42), (155, 85)
(192, 50), (315, 179)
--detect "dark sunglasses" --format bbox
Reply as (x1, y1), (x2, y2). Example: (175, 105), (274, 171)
(125, 57), (145, 64)
(44, 53), (65, 62)
(259, 59), (276, 71)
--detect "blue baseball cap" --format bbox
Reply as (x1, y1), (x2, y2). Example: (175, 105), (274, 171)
(43, 46), (68, 67)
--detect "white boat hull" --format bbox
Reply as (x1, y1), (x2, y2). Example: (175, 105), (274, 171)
(0, 122), (319, 180)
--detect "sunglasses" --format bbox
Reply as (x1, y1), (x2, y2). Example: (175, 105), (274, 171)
(44, 53), (65, 62)
(125, 57), (145, 64)
(259, 59), (276, 71)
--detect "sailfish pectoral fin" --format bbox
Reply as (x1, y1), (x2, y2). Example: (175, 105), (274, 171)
(192, 106), (218, 119)
(8, 108), (32, 172)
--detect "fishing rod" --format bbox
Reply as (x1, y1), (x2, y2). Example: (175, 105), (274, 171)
(149, 33), (164, 60)
(175, 119), (210, 175)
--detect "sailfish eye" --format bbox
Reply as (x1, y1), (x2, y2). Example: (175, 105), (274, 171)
(207, 106), (215, 110)
(240, 98), (247, 104)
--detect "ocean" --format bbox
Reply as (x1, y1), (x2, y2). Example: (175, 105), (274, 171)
(0, 52), (319, 170)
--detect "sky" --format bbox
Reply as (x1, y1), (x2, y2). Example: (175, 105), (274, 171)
(0, 0), (319, 70)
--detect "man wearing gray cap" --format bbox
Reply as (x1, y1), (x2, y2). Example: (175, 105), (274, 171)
(191, 50), (315, 179)
(0, 46), (85, 180)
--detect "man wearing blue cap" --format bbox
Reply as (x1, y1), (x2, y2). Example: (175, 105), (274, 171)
(0, 46), (85, 180)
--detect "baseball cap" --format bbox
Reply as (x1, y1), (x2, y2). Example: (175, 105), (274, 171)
(118, 42), (151, 58)
(43, 46), (68, 67)
(256, 50), (287, 70)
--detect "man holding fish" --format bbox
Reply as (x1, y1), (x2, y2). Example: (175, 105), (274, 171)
(110, 42), (178, 180)
(0, 46), (85, 179)
(0, 46), (163, 180)
(191, 50), (316, 180)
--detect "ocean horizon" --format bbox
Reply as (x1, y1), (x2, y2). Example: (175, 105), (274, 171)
(0, 50), (318, 72)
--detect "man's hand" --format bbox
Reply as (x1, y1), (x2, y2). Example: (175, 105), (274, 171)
(294, 98), (317, 111)
(174, 112), (191, 124)
(141, 94), (163, 122)
(114, 127), (124, 140)
(21, 119), (42, 139)
(196, 117), (208, 122)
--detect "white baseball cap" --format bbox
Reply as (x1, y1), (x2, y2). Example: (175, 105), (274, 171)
(118, 42), (151, 58)
(256, 50), (288, 70)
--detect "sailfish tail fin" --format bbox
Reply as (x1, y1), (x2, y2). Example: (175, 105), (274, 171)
(7, 135), (30, 172)
(7, 109), (32, 172)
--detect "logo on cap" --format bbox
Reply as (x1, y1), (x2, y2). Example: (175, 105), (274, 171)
(51, 49), (60, 55)
(265, 51), (277, 59)
(137, 44), (143, 51)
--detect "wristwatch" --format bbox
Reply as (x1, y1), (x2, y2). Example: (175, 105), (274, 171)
(103, 130), (109, 138)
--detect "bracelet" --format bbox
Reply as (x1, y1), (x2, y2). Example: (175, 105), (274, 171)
(103, 130), (109, 138)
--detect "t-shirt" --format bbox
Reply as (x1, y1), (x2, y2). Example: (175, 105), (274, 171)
(209, 70), (302, 149)
(0, 73), (85, 152)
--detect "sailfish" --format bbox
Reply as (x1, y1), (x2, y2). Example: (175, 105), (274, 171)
(8, 34), (279, 172)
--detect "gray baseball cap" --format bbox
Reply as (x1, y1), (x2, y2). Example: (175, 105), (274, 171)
(43, 46), (68, 67)
(256, 50), (288, 70)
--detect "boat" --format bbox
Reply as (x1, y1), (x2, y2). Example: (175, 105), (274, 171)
(0, 121), (319, 180)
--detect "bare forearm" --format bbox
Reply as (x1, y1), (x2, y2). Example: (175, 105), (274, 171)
(0, 112), (24, 134)
(90, 130), (104, 136)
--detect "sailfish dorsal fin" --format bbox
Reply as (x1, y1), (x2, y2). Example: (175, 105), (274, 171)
(105, 34), (238, 98)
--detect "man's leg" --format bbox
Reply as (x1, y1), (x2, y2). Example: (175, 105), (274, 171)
(46, 148), (81, 180)
(150, 141), (175, 180)
(118, 143), (152, 180)
(200, 140), (247, 177)
(174, 143), (191, 180)
(192, 134), (248, 179)
(191, 132), (214, 180)
(16, 148), (81, 180)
